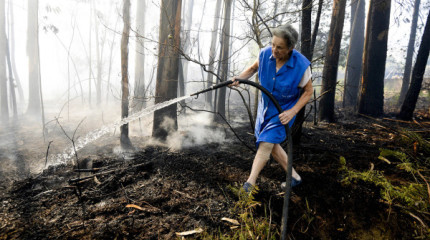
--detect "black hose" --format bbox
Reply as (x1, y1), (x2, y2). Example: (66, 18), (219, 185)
(191, 79), (293, 238)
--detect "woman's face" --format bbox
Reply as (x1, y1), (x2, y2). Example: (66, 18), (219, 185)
(271, 36), (293, 61)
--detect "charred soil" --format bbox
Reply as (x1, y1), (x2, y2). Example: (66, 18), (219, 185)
(0, 114), (429, 239)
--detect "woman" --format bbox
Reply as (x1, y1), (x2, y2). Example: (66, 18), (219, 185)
(231, 24), (313, 192)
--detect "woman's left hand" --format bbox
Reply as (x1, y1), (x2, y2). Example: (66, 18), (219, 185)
(279, 109), (297, 125)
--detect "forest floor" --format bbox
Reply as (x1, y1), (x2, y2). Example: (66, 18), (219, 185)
(0, 106), (429, 239)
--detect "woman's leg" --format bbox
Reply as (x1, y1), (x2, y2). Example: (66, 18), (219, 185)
(271, 144), (301, 180)
(246, 142), (274, 186)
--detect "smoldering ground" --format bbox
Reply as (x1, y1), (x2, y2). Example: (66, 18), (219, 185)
(0, 98), (244, 186)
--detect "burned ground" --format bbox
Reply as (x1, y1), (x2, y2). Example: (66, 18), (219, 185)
(0, 113), (429, 239)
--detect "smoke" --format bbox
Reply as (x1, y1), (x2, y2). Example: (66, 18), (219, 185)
(141, 112), (228, 151)
(170, 112), (229, 149)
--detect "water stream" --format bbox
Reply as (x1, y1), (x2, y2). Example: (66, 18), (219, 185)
(50, 95), (191, 166)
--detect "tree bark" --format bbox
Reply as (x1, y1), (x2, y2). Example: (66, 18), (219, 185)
(0, 0), (7, 123)
(26, 0), (41, 116)
(120, 0), (132, 149)
(358, 0), (391, 117)
(343, 0), (365, 108)
(292, 0), (312, 143)
(398, 0), (421, 106)
(398, 9), (430, 120)
(205, 0), (222, 110)
(152, 0), (182, 141)
(132, 0), (147, 112)
(178, 0), (194, 99)
(310, 0), (324, 59)
(318, 0), (347, 122)
(215, 0), (233, 118)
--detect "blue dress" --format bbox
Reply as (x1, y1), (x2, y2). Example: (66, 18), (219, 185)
(254, 47), (310, 146)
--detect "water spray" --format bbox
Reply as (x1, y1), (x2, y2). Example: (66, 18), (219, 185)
(191, 79), (293, 239)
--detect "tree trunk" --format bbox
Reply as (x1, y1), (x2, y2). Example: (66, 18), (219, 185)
(178, 0), (194, 99)
(6, 38), (17, 118)
(215, 0), (233, 118)
(292, 0), (312, 143)
(398, 9), (430, 120)
(26, 0), (41, 116)
(152, 0), (182, 141)
(205, 0), (222, 110)
(132, 0), (147, 112)
(8, 1), (24, 103)
(343, 0), (365, 108)
(358, 0), (391, 117)
(0, 0), (7, 123)
(120, 0), (132, 149)
(318, 0), (347, 122)
(310, 0), (324, 58)
(398, 0), (421, 106)
(94, 0), (102, 106)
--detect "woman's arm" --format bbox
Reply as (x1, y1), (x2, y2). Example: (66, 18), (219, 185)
(279, 79), (313, 125)
(230, 58), (259, 86)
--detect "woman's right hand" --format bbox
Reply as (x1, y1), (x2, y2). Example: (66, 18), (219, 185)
(229, 76), (240, 87)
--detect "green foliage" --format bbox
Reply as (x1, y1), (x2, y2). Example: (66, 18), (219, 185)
(339, 142), (430, 238)
(202, 185), (278, 239)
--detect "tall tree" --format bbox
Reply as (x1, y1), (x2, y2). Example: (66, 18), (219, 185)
(178, 0), (194, 98)
(94, 0), (103, 106)
(152, 0), (182, 140)
(343, 0), (365, 108)
(310, 0), (324, 58)
(292, 0), (312, 143)
(26, 0), (41, 116)
(205, 0), (222, 109)
(0, 0), (7, 123)
(215, 0), (233, 118)
(318, 0), (347, 122)
(398, 0), (421, 106)
(398, 9), (430, 120)
(120, 0), (132, 149)
(132, 0), (147, 111)
(8, 1), (24, 103)
(358, 0), (391, 117)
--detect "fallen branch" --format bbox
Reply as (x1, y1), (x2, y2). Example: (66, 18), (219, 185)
(69, 161), (152, 184)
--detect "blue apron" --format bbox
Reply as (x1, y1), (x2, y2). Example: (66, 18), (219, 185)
(254, 47), (310, 146)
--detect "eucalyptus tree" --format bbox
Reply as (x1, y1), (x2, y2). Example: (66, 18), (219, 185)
(318, 0), (347, 122)
(152, 0), (182, 140)
(398, 0), (421, 106)
(132, 0), (147, 111)
(0, 0), (7, 123)
(343, 0), (365, 108)
(358, 0), (391, 117)
(27, 0), (42, 116)
(120, 0), (132, 148)
(398, 9), (430, 120)
(215, 0), (234, 118)
(205, 0), (222, 109)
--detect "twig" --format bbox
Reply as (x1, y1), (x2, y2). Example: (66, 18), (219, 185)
(68, 161), (153, 184)
(417, 170), (430, 205)
(44, 141), (53, 168)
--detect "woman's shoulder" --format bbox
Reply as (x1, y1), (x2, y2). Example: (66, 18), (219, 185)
(260, 46), (272, 56)
(292, 49), (311, 65)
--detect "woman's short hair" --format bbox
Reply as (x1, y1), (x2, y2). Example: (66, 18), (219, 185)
(272, 24), (298, 48)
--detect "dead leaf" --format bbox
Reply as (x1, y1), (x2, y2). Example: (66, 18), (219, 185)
(175, 228), (203, 236)
(126, 204), (144, 211)
(221, 217), (240, 225)
(94, 176), (101, 185)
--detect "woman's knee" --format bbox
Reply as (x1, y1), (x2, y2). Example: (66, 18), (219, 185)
(257, 142), (274, 156)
